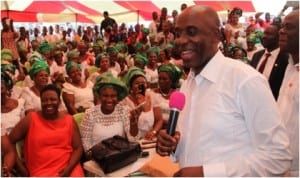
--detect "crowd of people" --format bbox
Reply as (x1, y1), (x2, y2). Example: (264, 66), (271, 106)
(1, 3), (298, 177)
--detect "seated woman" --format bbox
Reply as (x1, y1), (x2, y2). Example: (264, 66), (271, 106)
(121, 67), (163, 140)
(20, 60), (52, 114)
(87, 53), (118, 84)
(8, 84), (84, 176)
(1, 71), (25, 134)
(80, 72), (135, 154)
(144, 47), (159, 88)
(62, 61), (94, 115)
(151, 63), (183, 129)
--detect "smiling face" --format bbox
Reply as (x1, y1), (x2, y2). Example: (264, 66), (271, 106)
(68, 66), (82, 83)
(41, 90), (60, 117)
(174, 6), (220, 75)
(99, 87), (118, 114)
(33, 70), (49, 87)
(131, 76), (147, 95)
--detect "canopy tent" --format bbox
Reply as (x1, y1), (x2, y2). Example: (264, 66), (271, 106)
(1, 0), (258, 24)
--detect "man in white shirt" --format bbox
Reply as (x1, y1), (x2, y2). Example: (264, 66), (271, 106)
(277, 9), (299, 177)
(156, 5), (292, 177)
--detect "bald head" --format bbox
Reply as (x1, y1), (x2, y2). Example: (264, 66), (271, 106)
(174, 5), (221, 74)
(179, 6), (220, 30)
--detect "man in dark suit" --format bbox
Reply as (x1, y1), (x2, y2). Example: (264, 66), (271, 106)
(250, 23), (288, 100)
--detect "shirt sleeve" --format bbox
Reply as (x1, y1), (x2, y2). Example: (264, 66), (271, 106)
(80, 109), (94, 152)
(203, 75), (292, 176)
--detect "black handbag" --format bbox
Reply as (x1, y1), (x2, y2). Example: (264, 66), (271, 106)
(90, 135), (141, 174)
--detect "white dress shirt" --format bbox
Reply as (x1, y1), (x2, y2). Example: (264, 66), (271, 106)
(277, 54), (299, 176)
(257, 48), (280, 79)
(173, 50), (292, 176)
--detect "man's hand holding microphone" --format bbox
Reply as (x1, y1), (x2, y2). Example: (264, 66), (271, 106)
(156, 91), (185, 156)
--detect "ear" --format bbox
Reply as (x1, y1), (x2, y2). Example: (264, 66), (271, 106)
(212, 28), (221, 44)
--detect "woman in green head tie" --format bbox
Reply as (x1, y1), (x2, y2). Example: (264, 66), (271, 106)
(80, 72), (137, 155)
(121, 67), (163, 140)
(145, 47), (160, 88)
(20, 60), (51, 114)
(88, 53), (118, 84)
(1, 48), (25, 84)
(152, 63), (183, 128)
(133, 53), (149, 70)
(62, 61), (94, 115)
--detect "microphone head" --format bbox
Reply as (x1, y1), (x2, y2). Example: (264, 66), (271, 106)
(169, 91), (185, 111)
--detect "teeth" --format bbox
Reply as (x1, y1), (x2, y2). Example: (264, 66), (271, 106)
(181, 50), (193, 55)
(181, 50), (194, 58)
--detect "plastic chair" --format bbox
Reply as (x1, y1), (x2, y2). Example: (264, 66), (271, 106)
(87, 66), (99, 76)
(73, 112), (85, 127)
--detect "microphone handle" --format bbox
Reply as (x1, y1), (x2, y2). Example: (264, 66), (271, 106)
(167, 109), (180, 136)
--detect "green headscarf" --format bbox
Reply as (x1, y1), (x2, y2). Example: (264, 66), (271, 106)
(1, 71), (13, 90)
(142, 28), (150, 35)
(147, 47), (159, 57)
(38, 41), (51, 53)
(95, 53), (109, 68)
(65, 61), (82, 75)
(135, 42), (143, 50)
(106, 46), (118, 54)
(247, 33), (257, 43)
(56, 40), (67, 49)
(164, 43), (174, 50)
(134, 53), (149, 67)
(29, 60), (50, 80)
(93, 72), (128, 101)
(27, 51), (44, 64)
(158, 63), (183, 89)
(1, 64), (16, 74)
(67, 50), (80, 60)
(122, 67), (146, 88)
(1, 49), (13, 64)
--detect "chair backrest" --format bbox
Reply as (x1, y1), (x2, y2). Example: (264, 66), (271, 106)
(73, 112), (85, 127)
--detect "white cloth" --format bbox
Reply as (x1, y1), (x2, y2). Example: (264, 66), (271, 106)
(149, 21), (158, 39)
(62, 81), (94, 109)
(1, 98), (25, 134)
(21, 87), (42, 112)
(173, 50), (292, 176)
(256, 48), (280, 79)
(225, 23), (246, 49)
(80, 103), (134, 152)
(144, 66), (158, 85)
(277, 55), (299, 177)
(151, 91), (169, 122)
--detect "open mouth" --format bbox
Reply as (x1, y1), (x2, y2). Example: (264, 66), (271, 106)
(181, 50), (194, 59)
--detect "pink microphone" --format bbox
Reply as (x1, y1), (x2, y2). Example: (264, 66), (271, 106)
(167, 91), (185, 136)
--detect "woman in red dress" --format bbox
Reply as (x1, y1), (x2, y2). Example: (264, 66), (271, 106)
(9, 84), (84, 176)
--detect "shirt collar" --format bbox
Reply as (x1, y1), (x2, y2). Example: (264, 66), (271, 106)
(189, 50), (224, 84)
(288, 54), (300, 70)
(266, 47), (280, 57)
